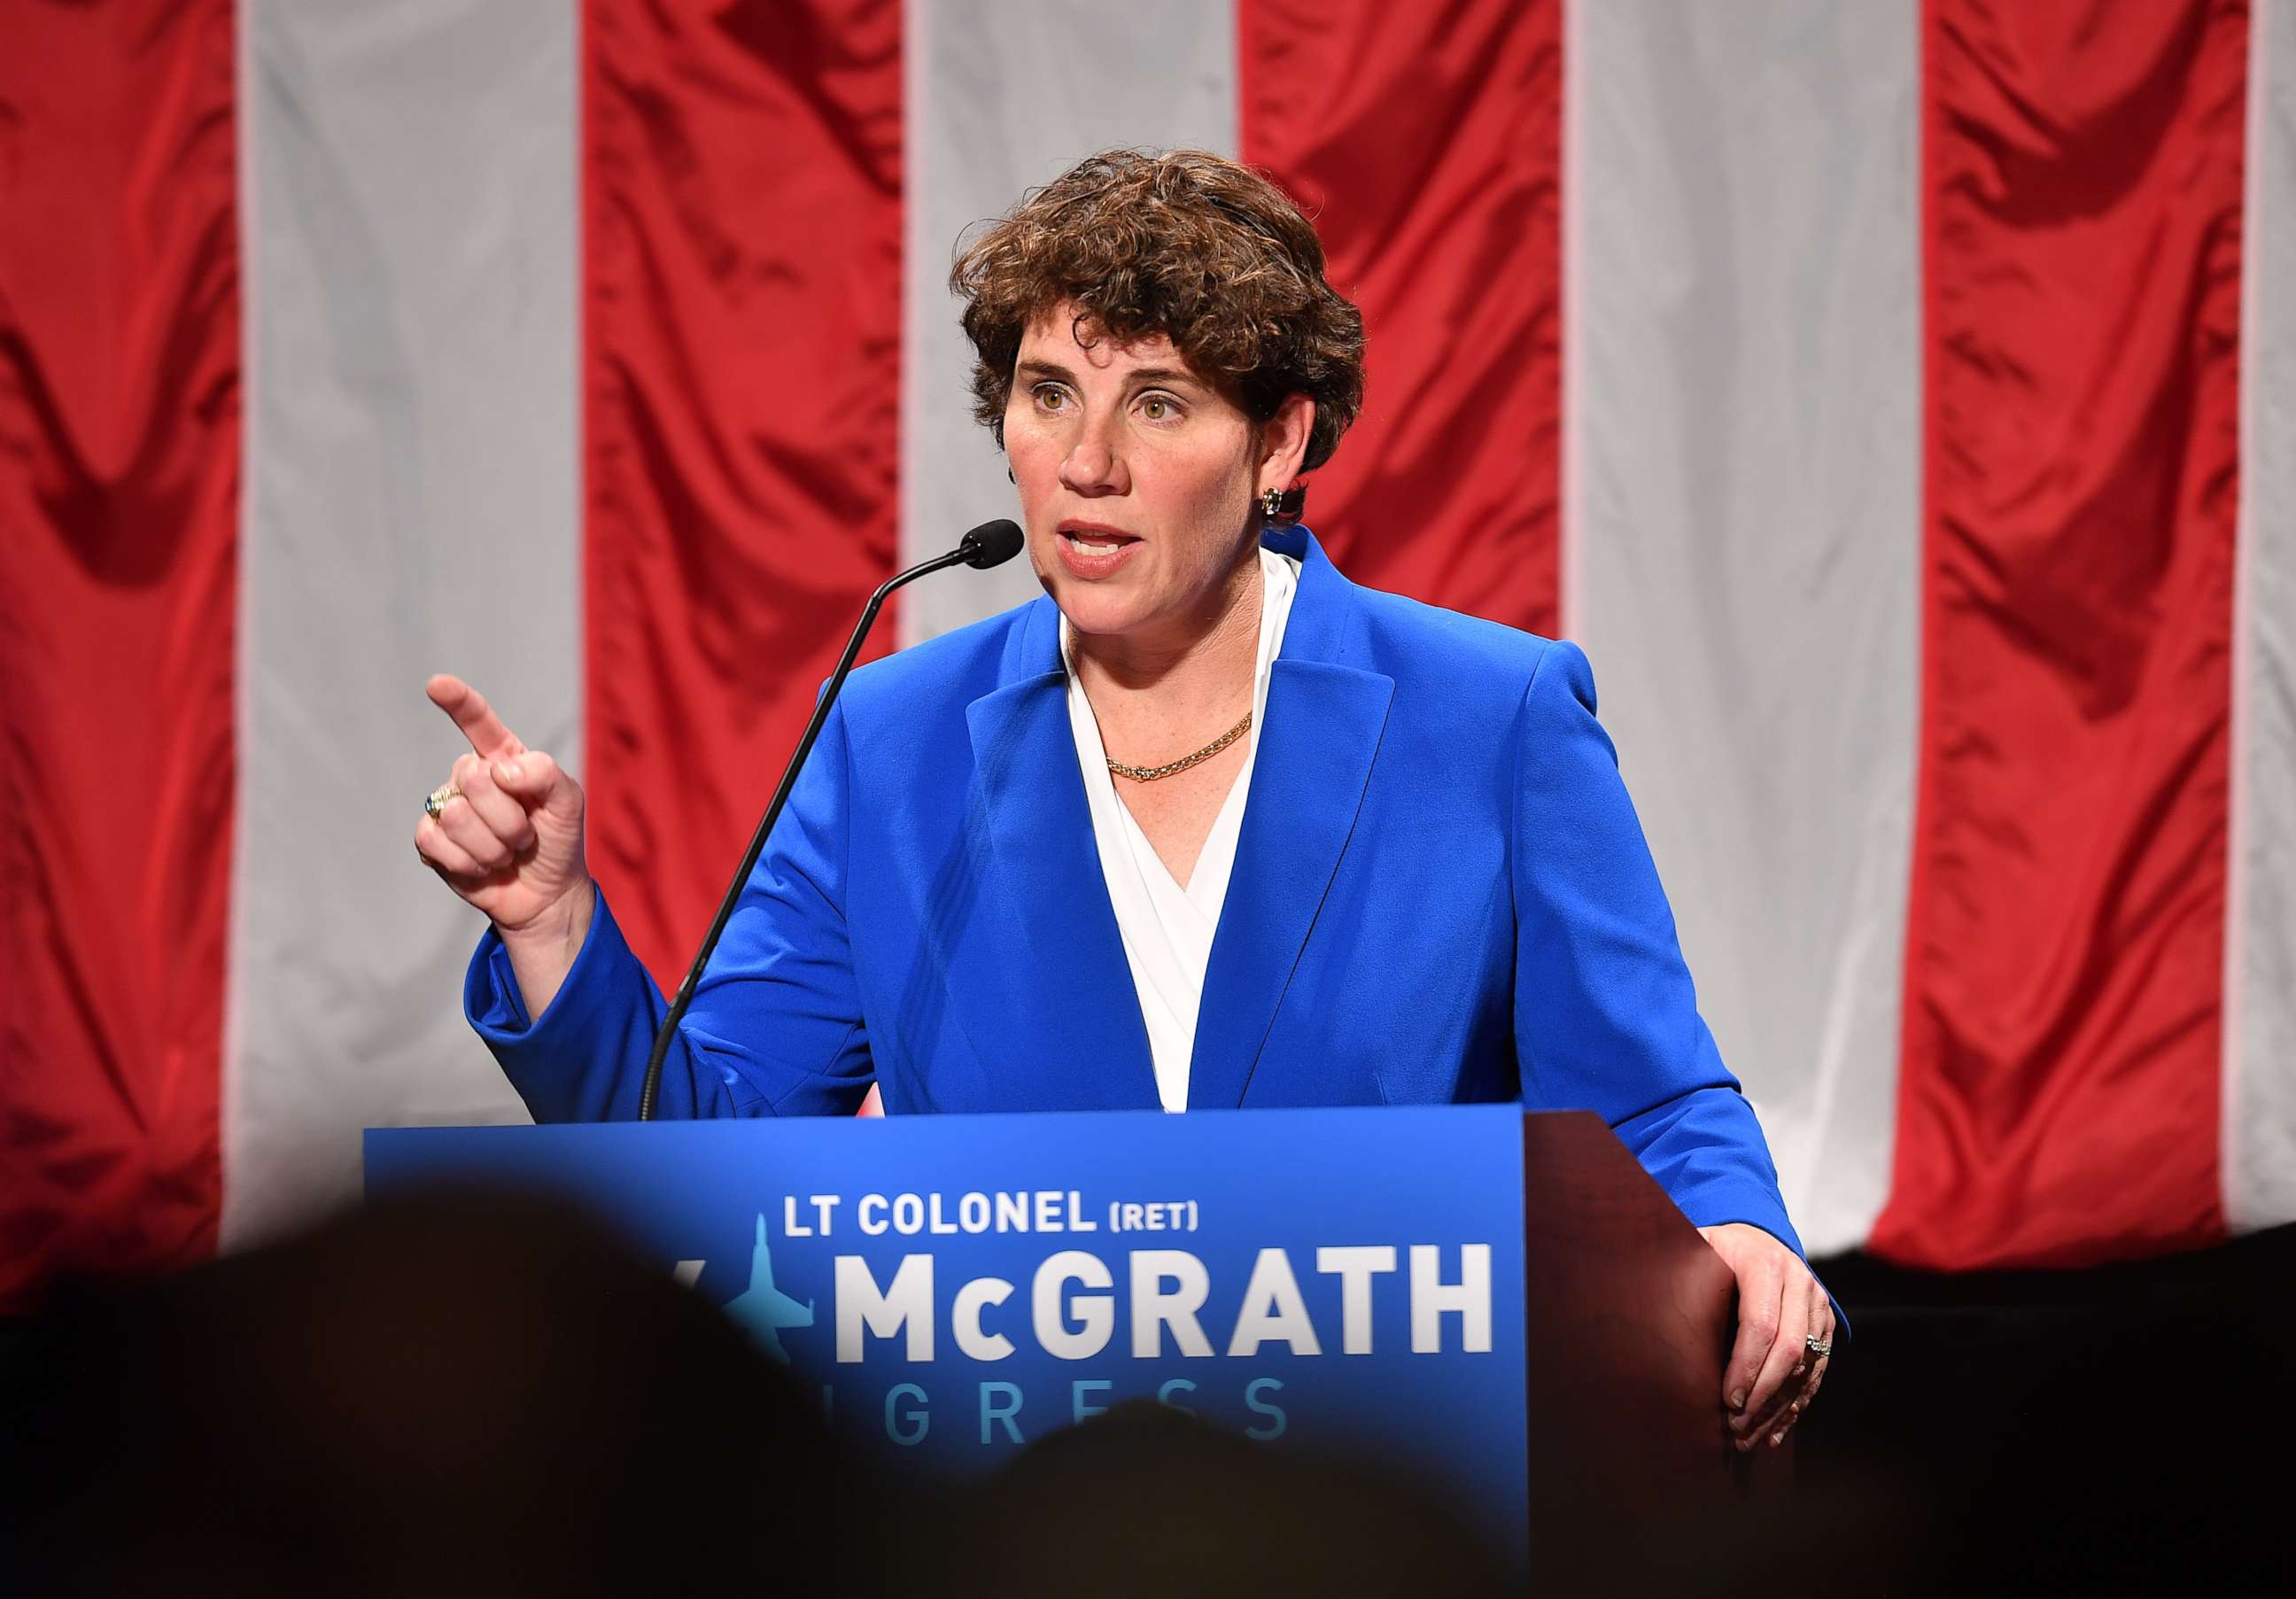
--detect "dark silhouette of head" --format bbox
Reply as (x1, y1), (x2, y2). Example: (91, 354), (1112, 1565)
(2, 1189), (856, 1596)
(944, 1399), (1509, 1597)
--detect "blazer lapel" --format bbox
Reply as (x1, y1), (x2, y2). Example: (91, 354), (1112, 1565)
(1188, 654), (1395, 1110)
(963, 613), (1161, 1111)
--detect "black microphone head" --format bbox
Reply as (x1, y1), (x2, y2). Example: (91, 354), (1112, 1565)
(959, 519), (1026, 570)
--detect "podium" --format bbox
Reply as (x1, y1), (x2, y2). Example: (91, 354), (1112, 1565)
(367, 1104), (1777, 1569)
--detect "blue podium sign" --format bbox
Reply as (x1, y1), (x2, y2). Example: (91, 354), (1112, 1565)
(365, 1104), (1529, 1539)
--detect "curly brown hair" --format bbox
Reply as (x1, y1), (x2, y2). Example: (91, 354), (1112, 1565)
(950, 149), (1365, 477)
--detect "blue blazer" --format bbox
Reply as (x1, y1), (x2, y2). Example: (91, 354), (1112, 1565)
(468, 526), (1807, 1254)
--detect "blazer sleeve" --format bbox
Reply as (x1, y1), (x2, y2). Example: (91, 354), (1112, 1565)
(1509, 638), (1809, 1258)
(462, 699), (877, 1121)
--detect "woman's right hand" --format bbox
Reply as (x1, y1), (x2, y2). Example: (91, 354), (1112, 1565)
(415, 674), (593, 940)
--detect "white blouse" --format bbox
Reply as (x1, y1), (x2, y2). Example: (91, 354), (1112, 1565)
(1060, 548), (1301, 1112)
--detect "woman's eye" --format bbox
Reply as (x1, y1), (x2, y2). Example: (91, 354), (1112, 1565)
(1034, 385), (1067, 412)
(1139, 395), (1177, 421)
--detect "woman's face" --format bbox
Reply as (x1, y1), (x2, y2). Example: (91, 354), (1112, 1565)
(1004, 306), (1301, 649)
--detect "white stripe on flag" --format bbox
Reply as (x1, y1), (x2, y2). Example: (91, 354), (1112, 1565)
(224, 0), (581, 1246)
(1567, 0), (1923, 1255)
(898, 0), (1240, 646)
(2227, 0), (2296, 1234)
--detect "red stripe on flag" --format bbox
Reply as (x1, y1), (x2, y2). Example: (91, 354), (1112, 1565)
(0, 0), (238, 1307)
(1238, 0), (1563, 635)
(1877, 0), (2248, 1269)
(582, 0), (903, 987)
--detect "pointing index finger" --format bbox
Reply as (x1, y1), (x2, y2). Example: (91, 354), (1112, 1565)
(426, 674), (527, 761)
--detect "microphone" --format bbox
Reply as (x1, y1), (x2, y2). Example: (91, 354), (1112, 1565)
(638, 519), (1026, 1120)
(959, 518), (1024, 570)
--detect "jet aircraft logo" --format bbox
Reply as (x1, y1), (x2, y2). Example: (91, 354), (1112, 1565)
(720, 1212), (815, 1364)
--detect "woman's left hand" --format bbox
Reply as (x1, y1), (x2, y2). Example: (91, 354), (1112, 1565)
(1696, 1223), (1834, 1451)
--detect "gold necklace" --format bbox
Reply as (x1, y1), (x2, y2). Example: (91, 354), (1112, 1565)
(1106, 712), (1253, 782)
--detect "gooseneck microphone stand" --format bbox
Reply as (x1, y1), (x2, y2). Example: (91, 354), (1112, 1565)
(638, 518), (1025, 1120)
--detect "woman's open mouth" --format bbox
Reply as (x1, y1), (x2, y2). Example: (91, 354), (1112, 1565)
(1055, 523), (1142, 579)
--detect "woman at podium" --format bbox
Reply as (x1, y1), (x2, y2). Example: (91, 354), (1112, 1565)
(415, 149), (1835, 1449)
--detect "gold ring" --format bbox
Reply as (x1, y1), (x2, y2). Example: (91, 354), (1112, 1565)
(423, 782), (461, 819)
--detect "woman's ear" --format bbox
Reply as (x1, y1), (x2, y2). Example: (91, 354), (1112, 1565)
(1260, 393), (1315, 488)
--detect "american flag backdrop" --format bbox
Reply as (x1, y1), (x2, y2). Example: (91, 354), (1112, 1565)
(4, 0), (2292, 1309)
